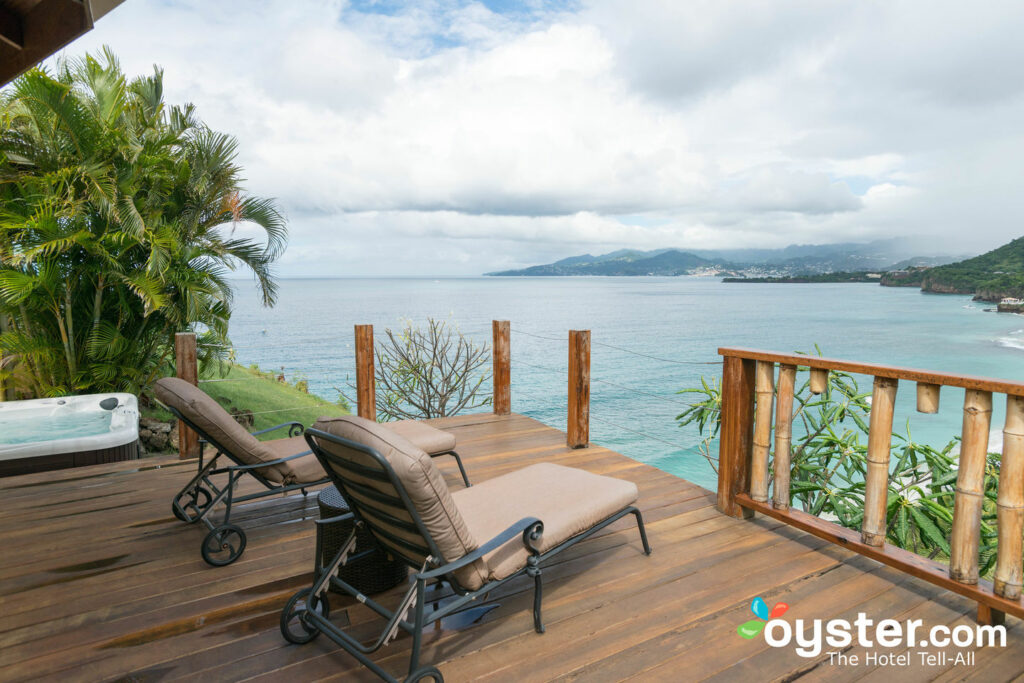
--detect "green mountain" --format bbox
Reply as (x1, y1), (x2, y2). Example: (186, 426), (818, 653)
(487, 239), (956, 277)
(881, 236), (1024, 301)
(486, 249), (720, 276)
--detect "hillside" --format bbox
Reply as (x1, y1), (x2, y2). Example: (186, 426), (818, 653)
(143, 364), (349, 445)
(487, 238), (955, 277)
(487, 249), (721, 276)
(882, 237), (1024, 301)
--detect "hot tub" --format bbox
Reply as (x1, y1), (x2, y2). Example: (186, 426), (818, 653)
(0, 393), (140, 477)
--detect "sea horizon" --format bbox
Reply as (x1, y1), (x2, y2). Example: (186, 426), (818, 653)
(226, 276), (1024, 490)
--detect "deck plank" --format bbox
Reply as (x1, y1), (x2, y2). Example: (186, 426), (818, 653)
(0, 412), (1020, 682)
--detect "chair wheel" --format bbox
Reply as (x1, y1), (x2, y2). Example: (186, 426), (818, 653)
(201, 524), (246, 566)
(173, 486), (212, 522)
(280, 588), (330, 644)
(408, 666), (443, 682)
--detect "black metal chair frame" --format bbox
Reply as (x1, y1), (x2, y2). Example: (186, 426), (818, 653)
(435, 448), (471, 488)
(166, 404), (330, 566)
(280, 427), (652, 683)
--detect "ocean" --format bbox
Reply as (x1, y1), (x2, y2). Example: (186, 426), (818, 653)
(227, 277), (1024, 490)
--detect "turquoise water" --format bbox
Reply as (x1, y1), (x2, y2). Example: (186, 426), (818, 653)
(226, 277), (1024, 490)
(0, 411), (113, 445)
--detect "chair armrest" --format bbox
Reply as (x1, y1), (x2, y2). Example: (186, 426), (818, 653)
(416, 517), (542, 580)
(251, 421), (305, 437)
(315, 512), (355, 525)
(224, 450), (314, 472)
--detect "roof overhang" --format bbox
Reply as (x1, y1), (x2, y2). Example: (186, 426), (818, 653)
(0, 0), (125, 86)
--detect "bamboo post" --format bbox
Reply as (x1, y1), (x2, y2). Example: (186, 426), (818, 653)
(174, 332), (200, 459)
(809, 368), (828, 395)
(717, 356), (756, 519)
(772, 364), (797, 510)
(861, 376), (898, 546)
(493, 320), (511, 416)
(749, 361), (775, 503)
(994, 395), (1024, 601)
(567, 330), (590, 448)
(354, 324), (376, 421)
(917, 383), (941, 413)
(950, 390), (994, 584)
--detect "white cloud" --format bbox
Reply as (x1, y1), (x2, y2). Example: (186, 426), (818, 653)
(46, 0), (1024, 275)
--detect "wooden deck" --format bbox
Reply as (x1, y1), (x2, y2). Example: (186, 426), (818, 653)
(1, 413), (1022, 682)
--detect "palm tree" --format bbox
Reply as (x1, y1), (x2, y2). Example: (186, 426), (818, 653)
(0, 48), (287, 397)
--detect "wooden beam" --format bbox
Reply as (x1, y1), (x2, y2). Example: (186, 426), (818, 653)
(567, 330), (590, 448)
(354, 324), (376, 421)
(1, 0), (91, 86)
(719, 347), (1024, 397)
(717, 355), (755, 519)
(0, 5), (24, 49)
(174, 332), (199, 459)
(492, 320), (510, 415)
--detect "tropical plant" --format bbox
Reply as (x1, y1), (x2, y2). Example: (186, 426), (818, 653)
(370, 318), (491, 420)
(677, 355), (1002, 572)
(0, 47), (286, 397)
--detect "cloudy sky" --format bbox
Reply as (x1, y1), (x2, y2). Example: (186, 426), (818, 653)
(62, 0), (1024, 276)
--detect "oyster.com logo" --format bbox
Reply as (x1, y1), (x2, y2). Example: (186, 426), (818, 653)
(737, 597), (789, 639)
(735, 595), (1006, 666)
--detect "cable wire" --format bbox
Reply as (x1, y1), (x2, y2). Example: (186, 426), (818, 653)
(512, 326), (722, 366)
(591, 377), (703, 408)
(588, 413), (715, 458)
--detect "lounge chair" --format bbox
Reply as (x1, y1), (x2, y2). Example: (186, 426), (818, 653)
(280, 415), (651, 683)
(154, 378), (469, 566)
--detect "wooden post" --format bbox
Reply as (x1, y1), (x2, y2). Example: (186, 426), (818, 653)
(994, 395), (1024, 601)
(174, 332), (200, 459)
(809, 368), (829, 395)
(772, 364), (797, 510)
(717, 356), (756, 519)
(749, 361), (775, 503)
(977, 603), (1006, 627)
(567, 330), (590, 448)
(861, 376), (898, 546)
(0, 313), (10, 401)
(493, 320), (511, 416)
(917, 383), (941, 413)
(950, 389), (993, 584)
(355, 324), (376, 421)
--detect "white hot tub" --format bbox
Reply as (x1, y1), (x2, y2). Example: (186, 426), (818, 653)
(0, 393), (140, 476)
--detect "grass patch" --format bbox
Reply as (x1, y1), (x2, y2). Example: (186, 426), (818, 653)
(144, 363), (349, 439)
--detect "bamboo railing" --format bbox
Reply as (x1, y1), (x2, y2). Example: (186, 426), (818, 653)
(717, 347), (1024, 626)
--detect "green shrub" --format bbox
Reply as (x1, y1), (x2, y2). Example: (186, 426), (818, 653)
(678, 355), (1001, 571)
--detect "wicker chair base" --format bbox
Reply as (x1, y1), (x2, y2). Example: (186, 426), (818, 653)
(317, 486), (408, 595)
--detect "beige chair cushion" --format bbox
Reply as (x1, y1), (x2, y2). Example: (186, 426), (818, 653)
(388, 420), (457, 455)
(264, 435), (324, 485)
(155, 377), (306, 485)
(452, 463), (639, 581)
(311, 416), (488, 590)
